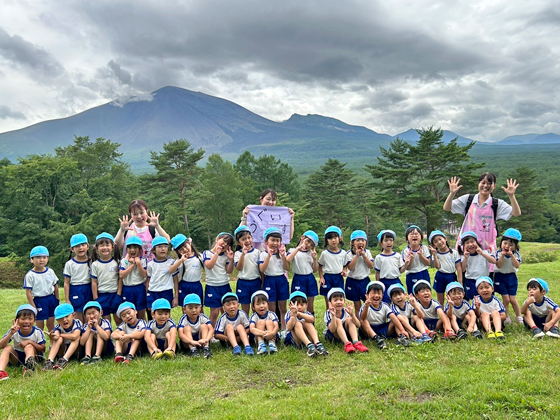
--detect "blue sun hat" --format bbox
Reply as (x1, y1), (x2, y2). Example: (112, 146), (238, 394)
(445, 282), (464, 294)
(54, 303), (74, 319)
(83, 301), (102, 312)
(126, 236), (143, 247)
(16, 304), (37, 317)
(428, 230), (446, 244)
(289, 291), (307, 301)
(96, 232), (115, 243)
(325, 226), (342, 237)
(405, 225), (422, 236)
(152, 236), (169, 247)
(151, 298), (171, 311)
(502, 228), (522, 242)
(170, 234), (188, 249)
(30, 246), (49, 258)
(350, 230), (367, 241)
(217, 232), (234, 240)
(251, 290), (269, 303)
(412, 280), (432, 294)
(263, 227), (282, 241)
(475, 276), (493, 288)
(366, 281), (386, 293)
(302, 230), (319, 246)
(234, 226), (251, 236)
(183, 294), (202, 306)
(70, 233), (88, 248)
(377, 230), (396, 242)
(527, 278), (549, 294)
(116, 302), (136, 318)
(387, 283), (406, 296)
(221, 292), (239, 304)
(327, 287), (346, 300)
(460, 231), (478, 242)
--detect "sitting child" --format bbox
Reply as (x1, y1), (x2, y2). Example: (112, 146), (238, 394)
(444, 282), (482, 339)
(521, 278), (560, 339)
(214, 293), (253, 356)
(145, 298), (177, 359)
(112, 302), (147, 363)
(325, 288), (368, 354)
(248, 291), (280, 355)
(0, 304), (46, 379)
(43, 303), (82, 371)
(388, 284), (430, 343)
(413, 280), (456, 340)
(178, 294), (213, 358)
(80, 301), (113, 365)
(285, 291), (328, 357)
(473, 276), (506, 339)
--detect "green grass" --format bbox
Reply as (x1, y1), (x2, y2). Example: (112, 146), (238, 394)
(1, 244), (560, 419)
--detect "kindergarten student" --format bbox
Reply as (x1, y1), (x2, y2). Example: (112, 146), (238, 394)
(494, 228), (523, 324)
(285, 291), (328, 357)
(43, 303), (82, 371)
(145, 299), (177, 359)
(287, 231), (319, 314)
(170, 234), (204, 310)
(178, 294), (213, 358)
(147, 237), (179, 310)
(444, 282), (481, 339)
(388, 284), (429, 343)
(80, 301), (113, 365)
(401, 225), (431, 294)
(459, 231), (497, 301)
(319, 226), (346, 307)
(0, 305), (46, 380)
(120, 236), (148, 320)
(234, 226), (263, 315)
(429, 230), (462, 307)
(473, 276), (506, 339)
(112, 302), (147, 363)
(214, 293), (253, 356)
(63, 233), (92, 322)
(91, 233), (122, 325)
(374, 230), (405, 303)
(249, 291), (280, 355)
(413, 280), (456, 339)
(24, 246), (60, 332)
(521, 278), (560, 339)
(324, 288), (369, 354)
(345, 230), (374, 315)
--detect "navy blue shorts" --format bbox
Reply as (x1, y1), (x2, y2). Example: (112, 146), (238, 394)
(291, 273), (319, 297)
(205, 284), (232, 308)
(236, 278), (262, 305)
(380, 278), (404, 303)
(10, 349), (44, 366)
(156, 338), (166, 351)
(264, 275), (290, 302)
(122, 284), (147, 311)
(525, 314), (547, 330)
(34, 294), (59, 321)
(464, 278), (477, 301)
(494, 272), (518, 296)
(320, 273), (344, 297)
(433, 272), (457, 294)
(425, 318), (438, 331)
(178, 281), (204, 307)
(68, 284), (93, 313)
(360, 322), (389, 338)
(345, 277), (369, 302)
(284, 331), (302, 348)
(406, 270), (430, 294)
(147, 289), (173, 309)
(96, 292), (122, 315)
(324, 322), (353, 343)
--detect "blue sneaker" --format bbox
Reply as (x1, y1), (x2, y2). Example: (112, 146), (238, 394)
(257, 342), (268, 355)
(244, 345), (254, 356)
(268, 342), (278, 354)
(421, 333), (432, 343)
(232, 345), (242, 356)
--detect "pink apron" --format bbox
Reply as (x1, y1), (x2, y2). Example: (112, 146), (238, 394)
(123, 225), (155, 261)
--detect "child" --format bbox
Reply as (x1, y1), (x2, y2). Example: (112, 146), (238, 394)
(0, 305), (46, 379)
(444, 282), (481, 339)
(287, 230), (319, 314)
(145, 298), (177, 359)
(429, 230), (462, 307)
(284, 291), (328, 357)
(178, 294), (213, 358)
(259, 227), (290, 334)
(325, 288), (369, 353)
(120, 236), (148, 320)
(91, 233), (122, 325)
(345, 230), (374, 315)
(146, 237), (179, 311)
(374, 230), (405, 303)
(63, 233), (92, 322)
(401, 225), (431, 294)
(388, 284), (429, 343)
(413, 280), (456, 339)
(80, 301), (113, 365)
(473, 276), (506, 339)
(112, 302), (147, 363)
(494, 228), (523, 324)
(521, 278), (560, 339)
(234, 226), (263, 315)
(43, 303), (82, 371)
(23, 246), (60, 332)
(319, 226), (346, 307)
(249, 291), (280, 355)
(214, 293), (254, 356)
(459, 231), (497, 301)
(204, 232), (235, 326)
(359, 281), (407, 349)
(170, 234), (204, 310)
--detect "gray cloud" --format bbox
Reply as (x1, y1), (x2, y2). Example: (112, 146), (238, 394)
(0, 105), (25, 120)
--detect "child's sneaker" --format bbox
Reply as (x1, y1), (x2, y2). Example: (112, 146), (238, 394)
(268, 342), (278, 354)
(232, 345), (242, 356)
(546, 327), (560, 338)
(163, 349), (176, 359)
(353, 341), (369, 353)
(42, 359), (55, 371)
(517, 316), (524, 324)
(532, 327), (545, 339)
(202, 346), (213, 358)
(344, 341), (356, 353)
(456, 329), (468, 340)
(396, 335), (411, 347)
(23, 357), (36, 376)
(411, 336), (423, 345)
(190, 347), (201, 358)
(90, 355), (102, 364)
(427, 330), (438, 339)
(443, 330), (457, 340)
(373, 335), (388, 350)
(486, 331), (496, 339)
(54, 357), (68, 370)
(421, 333), (433, 343)
(306, 343), (317, 357)
(472, 330), (483, 339)
(503, 317), (512, 325)
(114, 353), (125, 363)
(315, 342), (329, 356)
(80, 356), (91, 366)
(257, 342), (268, 355)
(244, 345), (254, 356)
(495, 331), (505, 339)
(152, 351), (164, 360)
(123, 354), (134, 364)
(0, 370), (8, 381)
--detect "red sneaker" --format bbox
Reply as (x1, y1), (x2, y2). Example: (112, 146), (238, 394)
(344, 342), (356, 354)
(428, 330), (437, 338)
(443, 330), (457, 340)
(0, 370), (8, 381)
(114, 354), (125, 363)
(353, 341), (369, 353)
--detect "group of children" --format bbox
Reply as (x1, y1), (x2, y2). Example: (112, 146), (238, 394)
(2, 223), (559, 380)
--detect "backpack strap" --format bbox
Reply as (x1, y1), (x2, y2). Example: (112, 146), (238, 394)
(464, 194), (475, 217)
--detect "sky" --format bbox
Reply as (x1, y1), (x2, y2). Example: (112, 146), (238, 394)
(0, 0), (559, 141)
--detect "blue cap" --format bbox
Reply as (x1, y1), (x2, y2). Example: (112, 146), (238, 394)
(527, 278), (549, 294)
(221, 292), (239, 304)
(412, 280), (432, 294)
(460, 231), (478, 242)
(366, 281), (386, 293)
(151, 298), (171, 311)
(54, 303), (74, 319)
(183, 294), (202, 306)
(475, 276), (493, 288)
(377, 230), (396, 242)
(289, 291), (307, 302)
(502, 228), (522, 242)
(325, 226), (342, 237)
(263, 227), (282, 241)
(405, 225), (422, 236)
(16, 304), (37, 317)
(428, 230), (446, 244)
(234, 226), (251, 236)
(83, 301), (102, 312)
(30, 246), (49, 258)
(445, 282), (464, 294)
(350, 230), (367, 241)
(70, 234), (88, 248)
(217, 232), (234, 240)
(96, 232), (115, 242)
(251, 290), (269, 303)
(116, 302), (136, 317)
(302, 230), (319, 246)
(152, 236), (169, 247)
(327, 287), (346, 300)
(387, 283), (406, 296)
(170, 234), (188, 249)
(125, 236), (143, 247)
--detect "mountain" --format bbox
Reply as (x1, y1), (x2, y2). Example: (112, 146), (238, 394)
(393, 128), (477, 145)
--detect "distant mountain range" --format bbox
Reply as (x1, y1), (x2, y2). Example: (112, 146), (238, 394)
(0, 86), (559, 171)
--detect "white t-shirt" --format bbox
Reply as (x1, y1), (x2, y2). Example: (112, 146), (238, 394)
(147, 258), (178, 292)
(54, 319), (83, 344)
(324, 309), (351, 327)
(146, 319), (176, 340)
(4, 326), (46, 352)
(177, 256), (204, 283)
(215, 310), (250, 334)
(391, 302), (415, 319)
(91, 259), (119, 293)
(435, 249), (461, 274)
(359, 303), (394, 325)
(451, 194), (512, 221)
(444, 300), (473, 320)
(463, 252), (491, 279)
(234, 249), (261, 280)
(417, 299), (442, 320)
(63, 259), (91, 286)
(524, 297), (559, 318)
(178, 313), (212, 334)
(402, 245), (431, 274)
(476, 295), (505, 314)
(203, 250), (231, 286)
(250, 311), (279, 325)
(285, 310), (314, 325)
(116, 319), (147, 335)
(23, 268), (59, 297)
(494, 250), (522, 274)
(288, 249), (315, 276)
(345, 250), (373, 279)
(374, 253), (403, 279)
(318, 249), (346, 274)
(81, 318), (112, 336)
(259, 251), (286, 276)
(119, 257), (148, 286)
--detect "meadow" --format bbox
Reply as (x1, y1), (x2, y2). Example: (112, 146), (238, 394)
(1, 243), (560, 419)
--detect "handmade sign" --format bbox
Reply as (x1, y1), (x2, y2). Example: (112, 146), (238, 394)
(247, 205), (292, 244)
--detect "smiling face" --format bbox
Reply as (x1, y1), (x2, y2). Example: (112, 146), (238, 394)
(463, 237), (478, 254)
(223, 299), (239, 317)
(476, 281), (493, 300)
(31, 256), (49, 270)
(501, 238), (515, 253)
(130, 206), (148, 227)
(478, 176), (496, 197)
(448, 288), (465, 305)
(120, 308), (138, 325)
(353, 238), (366, 252)
(260, 192), (277, 206)
(72, 243), (89, 259)
(300, 237), (314, 252)
(432, 235), (448, 252)
(381, 236), (394, 252)
(17, 313), (35, 334)
(330, 295), (346, 310)
(238, 233), (253, 249)
(127, 244), (142, 258)
(56, 313), (75, 330)
(390, 290), (406, 307)
(366, 289), (384, 307)
(407, 229), (422, 248)
(266, 236), (282, 252)
(415, 287), (432, 304)
(96, 240), (114, 260)
(153, 244), (169, 260)
(252, 297), (269, 315)
(153, 309), (170, 324)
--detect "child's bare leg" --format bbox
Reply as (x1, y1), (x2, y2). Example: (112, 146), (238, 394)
(95, 338), (106, 357)
(480, 313), (492, 332)
(264, 320), (275, 342)
(502, 295), (511, 319)
(128, 339), (141, 356)
(36, 320), (45, 331)
(137, 309), (146, 321)
(360, 320), (375, 338)
(413, 316), (428, 333)
(437, 292), (445, 308)
(303, 322), (320, 343)
(329, 318), (346, 342)
(235, 325), (250, 347)
(23, 343), (37, 360)
(491, 311), (502, 332)
(440, 316), (453, 331)
(466, 313), (479, 333)
(241, 304), (250, 315)
(225, 324), (238, 347)
(165, 331), (177, 351)
(46, 317), (55, 333)
(200, 324), (214, 343)
(292, 322), (311, 345)
(450, 314), (460, 332)
(84, 335), (93, 357)
(345, 319), (359, 342)
(75, 312), (84, 323)
(113, 314), (122, 327)
(399, 315), (421, 338)
(0, 346), (19, 371)
(63, 339), (81, 360)
(114, 340), (123, 354)
(277, 300), (287, 330)
(48, 337), (63, 360)
(510, 296), (521, 318)
(353, 301), (361, 316)
(307, 297), (315, 313)
(146, 332), (159, 354)
(209, 307), (220, 326)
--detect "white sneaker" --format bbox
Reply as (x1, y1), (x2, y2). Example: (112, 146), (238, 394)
(504, 317), (512, 325)
(210, 338), (220, 344)
(279, 330), (287, 340)
(517, 316), (524, 324)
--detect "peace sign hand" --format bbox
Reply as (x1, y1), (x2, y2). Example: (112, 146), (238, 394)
(501, 179), (519, 197)
(447, 177), (462, 195)
(10, 319), (19, 334)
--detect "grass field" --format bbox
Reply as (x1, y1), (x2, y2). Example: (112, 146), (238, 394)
(1, 243), (560, 419)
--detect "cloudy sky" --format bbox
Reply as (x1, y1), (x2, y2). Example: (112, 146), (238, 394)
(0, 0), (559, 141)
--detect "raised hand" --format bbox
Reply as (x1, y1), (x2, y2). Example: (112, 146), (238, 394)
(9, 319), (19, 334)
(119, 215), (133, 231)
(148, 212), (160, 227)
(226, 247), (234, 259)
(429, 246), (437, 255)
(447, 177), (462, 195)
(502, 178), (519, 196)
(408, 294), (417, 305)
